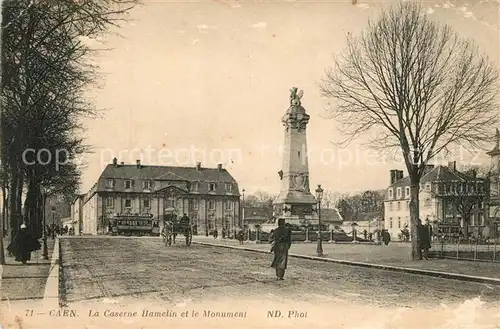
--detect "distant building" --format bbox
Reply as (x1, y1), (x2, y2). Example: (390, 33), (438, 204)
(384, 161), (486, 239)
(81, 159), (241, 235)
(320, 208), (344, 227)
(70, 194), (85, 234)
(243, 206), (271, 225)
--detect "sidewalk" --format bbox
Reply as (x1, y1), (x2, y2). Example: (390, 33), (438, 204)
(193, 236), (500, 284)
(1, 238), (56, 301)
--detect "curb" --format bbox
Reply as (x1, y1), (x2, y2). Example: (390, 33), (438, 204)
(43, 237), (60, 308)
(193, 241), (500, 286)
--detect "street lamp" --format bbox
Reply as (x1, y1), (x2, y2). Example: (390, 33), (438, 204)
(42, 192), (49, 260)
(242, 189), (248, 241)
(316, 185), (324, 257)
(51, 206), (56, 239)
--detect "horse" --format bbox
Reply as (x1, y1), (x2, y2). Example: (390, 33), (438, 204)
(162, 221), (174, 246)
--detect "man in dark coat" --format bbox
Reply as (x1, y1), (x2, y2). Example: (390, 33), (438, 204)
(419, 219), (432, 260)
(269, 218), (292, 280)
(7, 224), (41, 264)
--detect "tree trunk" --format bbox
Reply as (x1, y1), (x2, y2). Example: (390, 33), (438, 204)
(462, 217), (470, 240)
(0, 180), (5, 264)
(23, 168), (41, 238)
(16, 172), (23, 226)
(409, 181), (421, 261)
(9, 167), (19, 238)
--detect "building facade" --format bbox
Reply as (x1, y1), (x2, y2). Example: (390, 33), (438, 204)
(70, 194), (85, 234)
(384, 162), (486, 239)
(81, 159), (241, 235)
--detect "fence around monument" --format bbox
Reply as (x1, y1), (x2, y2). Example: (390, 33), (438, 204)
(430, 236), (500, 262)
(235, 229), (500, 262)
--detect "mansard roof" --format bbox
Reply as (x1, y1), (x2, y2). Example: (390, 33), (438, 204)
(96, 163), (240, 195)
(389, 165), (481, 189)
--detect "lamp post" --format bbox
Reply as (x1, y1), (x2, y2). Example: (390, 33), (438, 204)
(42, 192), (49, 260)
(316, 185), (324, 257)
(242, 189), (248, 241)
(51, 207), (56, 239)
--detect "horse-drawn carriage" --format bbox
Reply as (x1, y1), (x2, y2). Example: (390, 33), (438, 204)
(161, 214), (192, 246)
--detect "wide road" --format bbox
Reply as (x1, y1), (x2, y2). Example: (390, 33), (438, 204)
(59, 237), (500, 309)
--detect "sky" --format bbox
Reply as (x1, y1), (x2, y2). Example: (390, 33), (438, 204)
(79, 0), (500, 196)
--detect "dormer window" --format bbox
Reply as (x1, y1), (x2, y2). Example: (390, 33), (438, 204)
(143, 180), (151, 190)
(405, 187), (410, 197)
(396, 188), (402, 198)
(225, 183), (232, 193)
(192, 182), (199, 191)
(209, 183), (216, 192)
(426, 183), (431, 191)
(388, 189), (393, 199)
(107, 179), (114, 188)
(125, 180), (132, 189)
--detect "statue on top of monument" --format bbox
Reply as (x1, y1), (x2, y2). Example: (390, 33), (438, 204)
(289, 87), (304, 106)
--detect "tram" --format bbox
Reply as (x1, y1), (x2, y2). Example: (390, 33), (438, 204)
(110, 213), (160, 236)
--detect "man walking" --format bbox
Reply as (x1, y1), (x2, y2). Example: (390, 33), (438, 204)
(269, 218), (292, 280)
(418, 219), (432, 260)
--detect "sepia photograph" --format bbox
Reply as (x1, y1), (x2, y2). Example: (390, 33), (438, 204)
(1, 0), (500, 328)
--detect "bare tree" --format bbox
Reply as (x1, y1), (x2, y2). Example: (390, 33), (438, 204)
(320, 2), (498, 260)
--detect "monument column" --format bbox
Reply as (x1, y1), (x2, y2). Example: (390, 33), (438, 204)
(273, 88), (317, 227)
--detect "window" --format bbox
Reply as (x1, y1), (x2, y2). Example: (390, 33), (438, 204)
(106, 197), (114, 208)
(143, 180), (151, 190)
(426, 183), (431, 191)
(125, 199), (131, 208)
(192, 182), (199, 191)
(480, 202), (484, 209)
(125, 180), (132, 189)
(208, 200), (215, 210)
(192, 199), (199, 210)
(398, 217), (401, 228)
(397, 201), (401, 211)
(405, 187), (410, 197)
(209, 183), (216, 192)
(225, 183), (232, 193)
(389, 217), (393, 229)
(406, 201), (409, 210)
(107, 179), (114, 188)
(166, 198), (175, 208)
(397, 188), (402, 198)
(225, 200), (233, 210)
(388, 189), (393, 199)
(143, 198), (150, 208)
(389, 202), (393, 211)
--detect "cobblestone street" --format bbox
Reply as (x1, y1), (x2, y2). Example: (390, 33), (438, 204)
(60, 237), (500, 308)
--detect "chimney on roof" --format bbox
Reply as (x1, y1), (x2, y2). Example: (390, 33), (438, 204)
(390, 170), (404, 185)
(397, 170), (404, 181)
(390, 170), (397, 185)
(217, 164), (222, 172)
(136, 159), (141, 169)
(448, 161), (456, 171)
(120, 162), (124, 165)
(196, 162), (201, 171)
(112, 158), (117, 167)
(423, 164), (434, 174)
